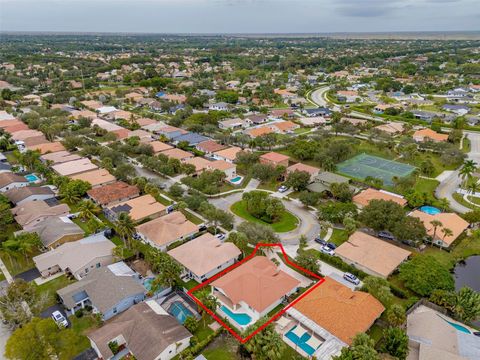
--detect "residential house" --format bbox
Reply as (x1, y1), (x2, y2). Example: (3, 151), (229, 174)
(0, 173), (29, 192)
(211, 256), (300, 329)
(70, 169), (116, 188)
(171, 132), (210, 146)
(303, 107), (332, 117)
(409, 210), (469, 248)
(442, 104), (470, 116)
(246, 126), (274, 138)
(286, 163), (321, 182)
(218, 118), (247, 130)
(209, 102), (229, 111)
(336, 231), (411, 278)
(375, 122), (405, 135)
(149, 141), (173, 154)
(57, 262), (145, 320)
(4, 186), (55, 206)
(245, 114), (268, 125)
(307, 172), (351, 194)
(208, 160), (237, 180)
(87, 181), (140, 207)
(33, 233), (116, 280)
(0, 161), (11, 174)
(167, 233), (241, 283)
(40, 151), (82, 165)
(212, 146), (243, 163)
(270, 121), (299, 134)
(270, 109), (295, 119)
(135, 211), (198, 251)
(105, 194), (166, 222)
(161, 148), (194, 162)
(337, 90), (360, 103)
(88, 301), (192, 360)
(28, 216), (84, 249)
(285, 277), (384, 359)
(196, 140), (227, 156)
(353, 188), (407, 208)
(297, 116), (327, 127)
(260, 152), (290, 168)
(52, 158), (98, 177)
(407, 304), (480, 360)
(11, 200), (70, 230)
(183, 157), (212, 175)
(27, 142), (65, 154)
(413, 128), (449, 143)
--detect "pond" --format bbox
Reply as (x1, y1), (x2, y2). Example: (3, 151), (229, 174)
(454, 256), (480, 292)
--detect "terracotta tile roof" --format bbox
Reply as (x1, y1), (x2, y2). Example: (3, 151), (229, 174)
(2, 123), (29, 133)
(27, 142), (65, 154)
(87, 181), (139, 206)
(213, 146), (242, 162)
(272, 121), (297, 132)
(211, 256), (300, 313)
(183, 157), (212, 172)
(375, 122), (405, 134)
(293, 277), (384, 345)
(150, 141), (173, 154)
(287, 162), (320, 176)
(0, 119), (24, 129)
(260, 152), (290, 164)
(409, 210), (469, 246)
(40, 151), (81, 165)
(70, 169), (116, 187)
(208, 160), (235, 171)
(161, 148), (194, 161)
(107, 194), (165, 221)
(336, 231), (411, 278)
(196, 140), (227, 154)
(247, 126), (274, 138)
(167, 233), (241, 278)
(413, 128), (449, 142)
(10, 129), (44, 141)
(112, 128), (131, 139)
(135, 211), (198, 247)
(353, 188), (407, 207)
(337, 90), (359, 97)
(135, 117), (156, 127)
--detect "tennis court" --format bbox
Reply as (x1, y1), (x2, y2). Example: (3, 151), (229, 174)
(337, 153), (415, 186)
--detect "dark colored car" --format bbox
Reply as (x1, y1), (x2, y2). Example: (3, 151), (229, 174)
(326, 242), (337, 250)
(378, 231), (395, 241)
(314, 237), (327, 246)
(103, 228), (116, 239)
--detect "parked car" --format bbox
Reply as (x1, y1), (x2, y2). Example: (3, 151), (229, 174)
(198, 224), (207, 231)
(320, 245), (335, 256)
(215, 233), (226, 241)
(278, 185), (289, 193)
(51, 311), (68, 328)
(343, 272), (360, 285)
(314, 237), (327, 246)
(326, 242), (337, 250)
(378, 231), (395, 241)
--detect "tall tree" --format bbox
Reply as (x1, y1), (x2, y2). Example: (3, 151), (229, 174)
(381, 327), (409, 360)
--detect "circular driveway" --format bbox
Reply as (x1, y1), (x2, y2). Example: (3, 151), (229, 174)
(208, 192), (320, 244)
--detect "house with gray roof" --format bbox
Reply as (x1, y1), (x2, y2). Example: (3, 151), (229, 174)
(57, 262), (146, 320)
(88, 300), (192, 360)
(27, 216), (84, 249)
(171, 132), (210, 146)
(307, 171), (352, 194)
(5, 186), (55, 206)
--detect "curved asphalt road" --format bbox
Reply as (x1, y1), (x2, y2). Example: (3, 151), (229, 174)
(436, 131), (480, 214)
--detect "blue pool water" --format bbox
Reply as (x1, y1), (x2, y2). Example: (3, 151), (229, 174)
(143, 278), (154, 291)
(420, 206), (441, 215)
(446, 319), (471, 334)
(220, 305), (252, 326)
(169, 301), (194, 324)
(230, 176), (243, 184)
(285, 326), (317, 356)
(24, 174), (40, 182)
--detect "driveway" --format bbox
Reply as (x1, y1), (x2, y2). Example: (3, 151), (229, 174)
(40, 304), (71, 327)
(208, 192), (320, 245)
(436, 130), (480, 214)
(14, 268), (40, 282)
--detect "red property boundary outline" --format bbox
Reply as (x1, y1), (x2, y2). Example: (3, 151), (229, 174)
(187, 243), (326, 343)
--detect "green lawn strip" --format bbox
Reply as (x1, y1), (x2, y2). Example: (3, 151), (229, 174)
(462, 137), (471, 153)
(0, 251), (37, 276)
(467, 195), (480, 206)
(367, 323), (384, 345)
(256, 180), (281, 192)
(413, 178), (439, 195)
(230, 200), (298, 233)
(202, 347), (236, 360)
(181, 209), (204, 225)
(328, 229), (349, 246)
(35, 275), (75, 309)
(194, 320), (215, 342)
(453, 193), (478, 210)
(69, 315), (101, 354)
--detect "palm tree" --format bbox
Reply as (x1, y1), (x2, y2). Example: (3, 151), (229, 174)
(430, 220), (443, 243)
(468, 181), (480, 196)
(441, 227), (453, 243)
(116, 212), (135, 248)
(438, 198), (450, 212)
(77, 199), (100, 221)
(460, 160), (477, 186)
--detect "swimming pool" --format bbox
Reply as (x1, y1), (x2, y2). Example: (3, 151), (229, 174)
(24, 174), (40, 183)
(143, 278), (154, 291)
(220, 305), (252, 326)
(419, 206), (441, 215)
(446, 319), (471, 334)
(229, 176), (243, 185)
(285, 326), (317, 356)
(169, 301), (194, 324)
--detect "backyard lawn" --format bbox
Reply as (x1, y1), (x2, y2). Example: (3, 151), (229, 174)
(230, 200), (298, 233)
(328, 228), (349, 246)
(35, 274), (75, 309)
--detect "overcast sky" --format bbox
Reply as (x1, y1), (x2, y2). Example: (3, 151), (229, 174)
(0, 0), (479, 33)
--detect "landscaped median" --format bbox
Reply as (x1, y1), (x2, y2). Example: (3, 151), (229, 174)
(230, 199), (298, 233)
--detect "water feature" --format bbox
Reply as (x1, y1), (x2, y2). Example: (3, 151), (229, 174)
(454, 256), (480, 292)
(419, 205), (441, 215)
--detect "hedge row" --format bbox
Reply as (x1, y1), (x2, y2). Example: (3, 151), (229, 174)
(311, 250), (369, 279)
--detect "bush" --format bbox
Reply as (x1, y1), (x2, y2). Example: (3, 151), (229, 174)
(74, 309), (84, 318)
(179, 329), (223, 358)
(313, 250), (368, 279)
(389, 283), (408, 299)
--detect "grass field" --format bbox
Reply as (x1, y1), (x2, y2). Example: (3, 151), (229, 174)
(329, 229), (349, 246)
(230, 200), (298, 232)
(35, 275), (75, 309)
